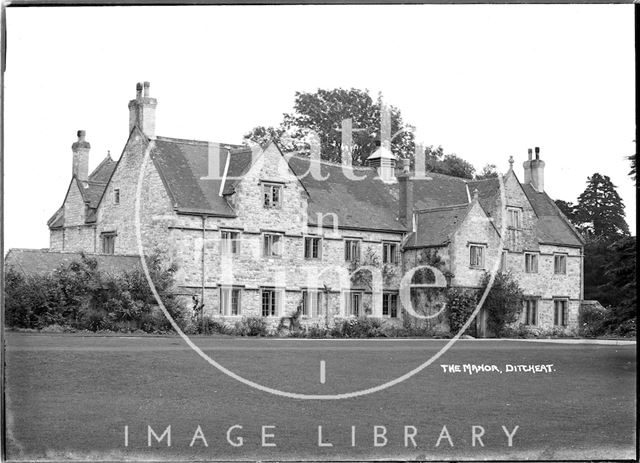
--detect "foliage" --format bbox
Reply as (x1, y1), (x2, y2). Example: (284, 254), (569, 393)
(348, 247), (397, 290)
(504, 324), (575, 339)
(554, 199), (579, 224)
(330, 317), (386, 338)
(430, 154), (476, 180)
(578, 303), (609, 338)
(475, 164), (499, 180)
(556, 173), (634, 328)
(278, 303), (303, 332)
(240, 317), (268, 336)
(575, 173), (629, 240)
(4, 251), (188, 333)
(628, 153), (636, 185)
(446, 288), (478, 336)
(479, 271), (523, 338)
(603, 236), (636, 322)
(244, 88), (415, 166)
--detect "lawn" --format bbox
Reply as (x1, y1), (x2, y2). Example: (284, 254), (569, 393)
(4, 333), (636, 461)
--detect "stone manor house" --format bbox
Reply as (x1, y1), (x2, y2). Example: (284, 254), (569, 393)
(44, 82), (585, 335)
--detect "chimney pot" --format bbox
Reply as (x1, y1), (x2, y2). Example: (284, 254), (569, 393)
(72, 130), (90, 182)
(129, 81), (157, 137)
(535, 146), (540, 160)
(527, 148), (533, 160)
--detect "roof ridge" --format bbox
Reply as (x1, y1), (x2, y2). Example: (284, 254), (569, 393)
(155, 135), (243, 148)
(288, 153), (374, 171)
(415, 202), (471, 213)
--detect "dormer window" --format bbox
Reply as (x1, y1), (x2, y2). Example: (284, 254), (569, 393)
(263, 183), (282, 208)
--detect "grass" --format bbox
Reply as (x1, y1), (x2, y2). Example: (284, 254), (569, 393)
(4, 333), (636, 461)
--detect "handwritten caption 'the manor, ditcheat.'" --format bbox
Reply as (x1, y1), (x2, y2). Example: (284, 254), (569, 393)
(440, 364), (556, 375)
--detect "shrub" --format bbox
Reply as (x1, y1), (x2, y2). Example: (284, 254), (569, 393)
(306, 324), (329, 338)
(446, 288), (478, 336)
(4, 249), (189, 333)
(331, 317), (384, 338)
(578, 303), (609, 338)
(479, 271), (523, 338)
(234, 317), (268, 336)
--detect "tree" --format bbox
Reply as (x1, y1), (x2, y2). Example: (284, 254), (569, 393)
(432, 154), (476, 179)
(245, 88), (415, 165)
(475, 164), (499, 180)
(628, 153), (636, 185)
(603, 236), (636, 322)
(575, 173), (629, 240)
(554, 199), (578, 224)
(479, 271), (523, 338)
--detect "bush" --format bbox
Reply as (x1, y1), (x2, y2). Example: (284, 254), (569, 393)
(4, 250), (189, 334)
(233, 317), (267, 336)
(479, 271), (523, 338)
(330, 317), (385, 338)
(579, 303), (609, 338)
(446, 288), (478, 336)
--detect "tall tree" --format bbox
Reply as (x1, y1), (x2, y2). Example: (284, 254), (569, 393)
(554, 199), (578, 224)
(603, 236), (636, 321)
(475, 164), (499, 180)
(432, 154), (476, 180)
(575, 173), (629, 240)
(245, 88), (415, 165)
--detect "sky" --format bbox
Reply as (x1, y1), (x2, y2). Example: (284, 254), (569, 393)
(3, 5), (636, 252)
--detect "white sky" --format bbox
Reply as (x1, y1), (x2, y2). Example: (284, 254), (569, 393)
(3, 5), (636, 251)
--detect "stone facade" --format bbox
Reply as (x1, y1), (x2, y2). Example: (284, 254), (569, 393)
(47, 83), (584, 335)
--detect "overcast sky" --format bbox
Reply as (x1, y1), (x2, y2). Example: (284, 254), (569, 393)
(3, 5), (635, 251)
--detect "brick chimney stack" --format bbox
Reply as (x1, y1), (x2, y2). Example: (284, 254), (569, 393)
(128, 81), (157, 138)
(398, 158), (413, 229)
(522, 146), (545, 192)
(72, 130), (90, 182)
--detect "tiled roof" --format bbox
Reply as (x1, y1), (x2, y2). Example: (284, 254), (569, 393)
(222, 147), (256, 195)
(89, 155), (117, 183)
(48, 155), (117, 229)
(5, 249), (142, 276)
(521, 184), (584, 247)
(288, 156), (406, 231)
(405, 203), (472, 248)
(405, 173), (470, 210)
(151, 136), (244, 216)
(467, 178), (501, 217)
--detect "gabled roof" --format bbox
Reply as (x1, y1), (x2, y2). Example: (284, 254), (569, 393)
(405, 203), (473, 248)
(5, 249), (142, 276)
(48, 154), (117, 229)
(403, 173), (470, 211)
(467, 177), (501, 217)
(288, 155), (406, 231)
(150, 136), (244, 216)
(521, 184), (585, 247)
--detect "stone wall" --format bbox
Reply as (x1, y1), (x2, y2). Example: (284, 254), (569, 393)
(49, 229), (64, 251)
(62, 225), (96, 252)
(96, 130), (176, 256)
(450, 201), (501, 288)
(168, 144), (405, 320)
